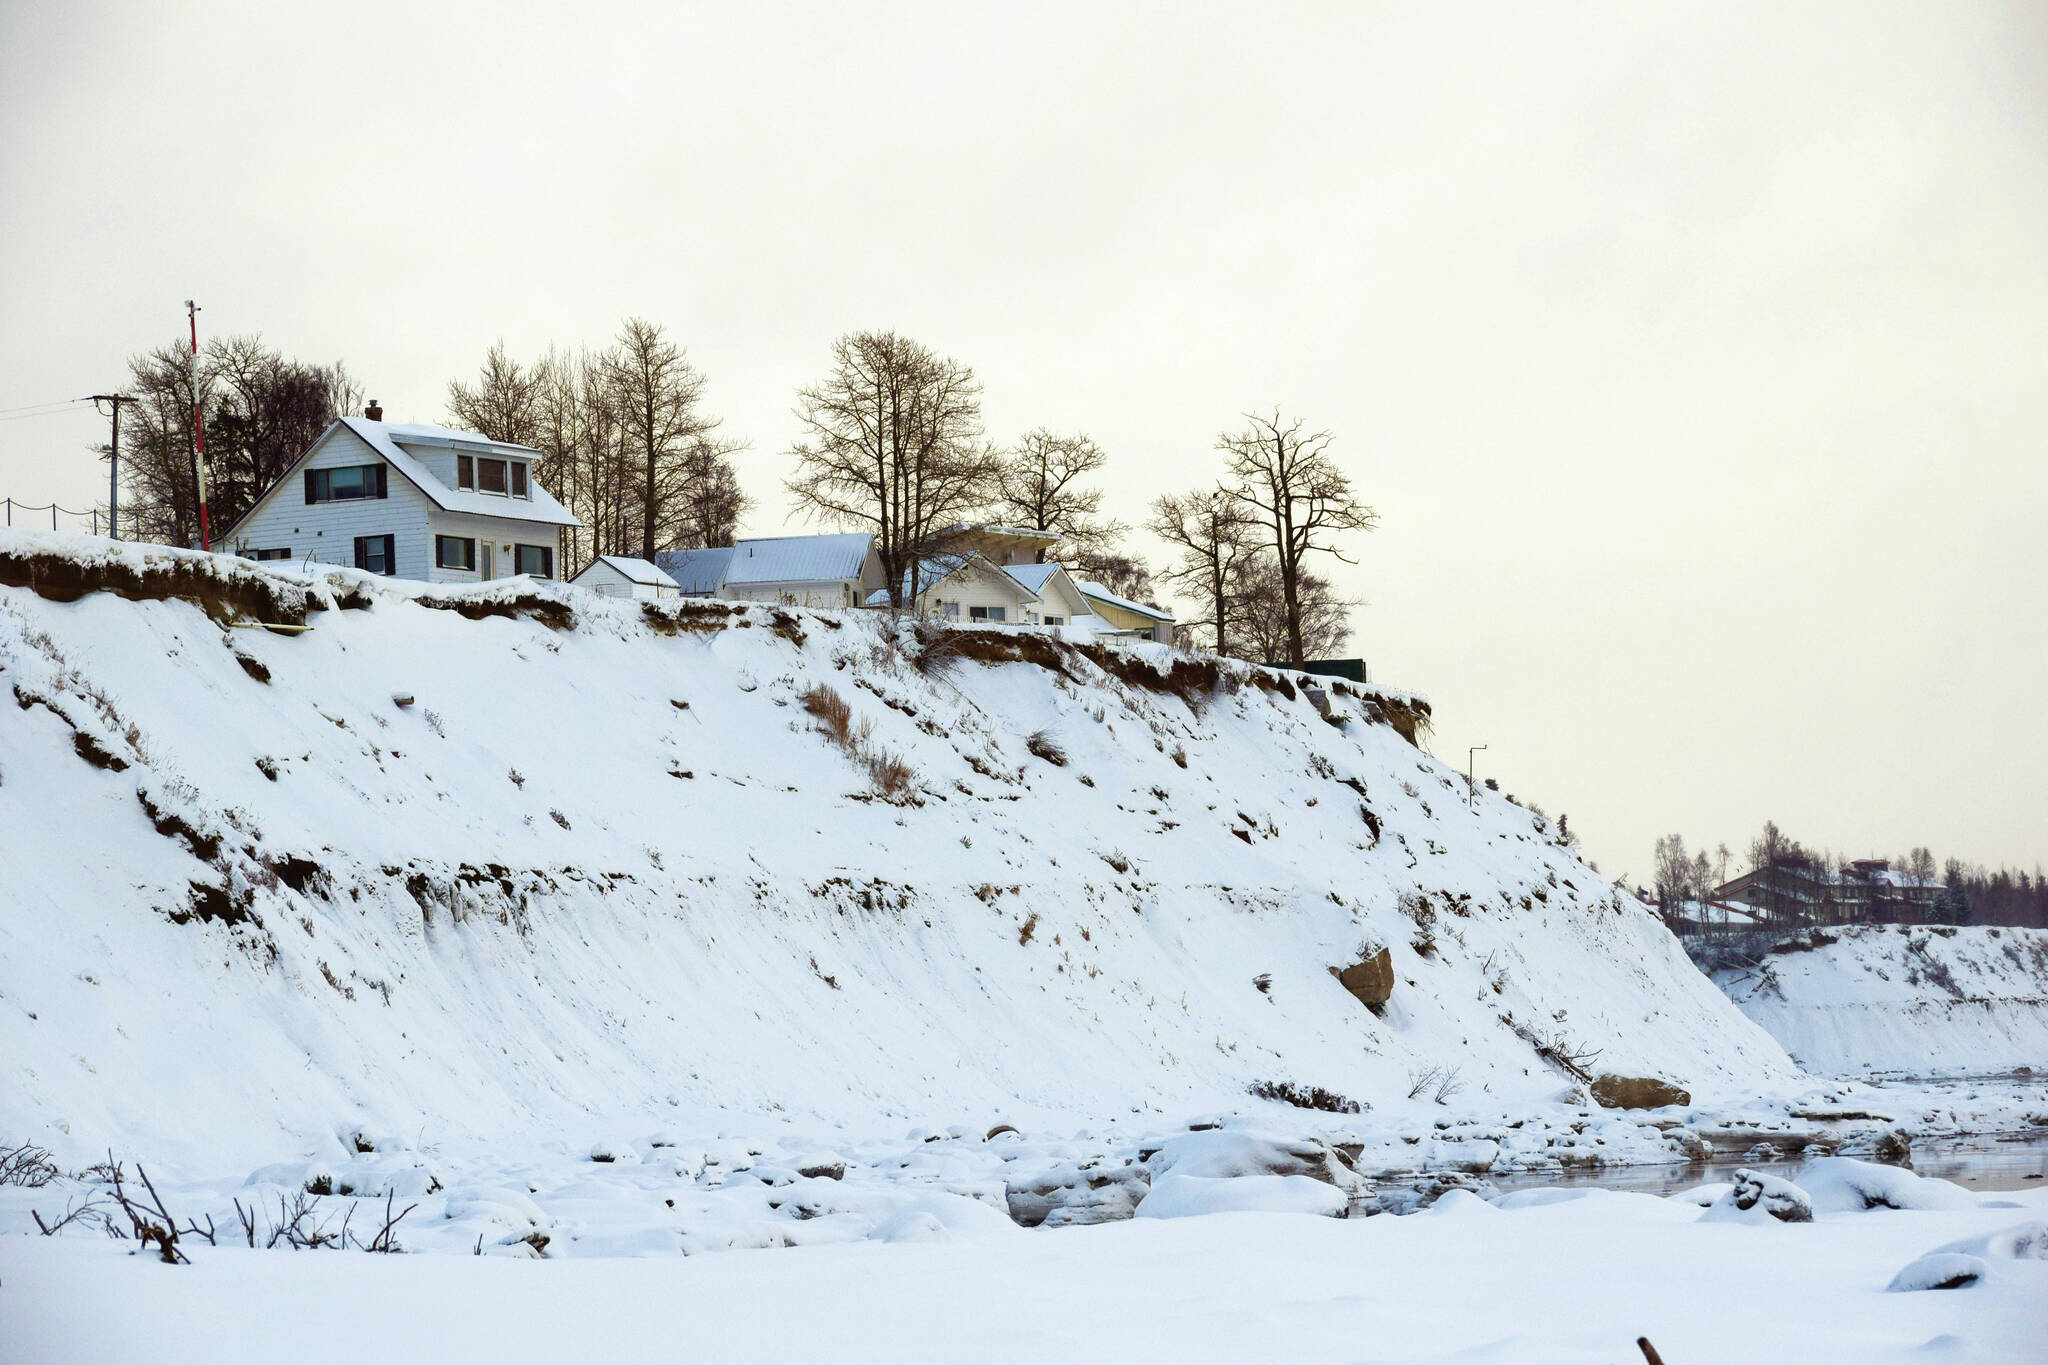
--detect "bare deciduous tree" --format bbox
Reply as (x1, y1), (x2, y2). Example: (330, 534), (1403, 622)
(1218, 411), (1377, 666)
(114, 336), (359, 547)
(1149, 488), (1260, 656)
(992, 429), (1126, 563)
(1227, 559), (1356, 664)
(446, 328), (749, 575)
(609, 318), (748, 561)
(446, 341), (544, 448)
(785, 331), (1001, 608)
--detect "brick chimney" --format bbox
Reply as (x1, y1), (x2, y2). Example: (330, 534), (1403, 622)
(365, 399), (384, 421)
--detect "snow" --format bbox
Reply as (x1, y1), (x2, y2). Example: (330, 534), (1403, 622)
(1799, 1157), (1981, 1213)
(1712, 925), (2048, 1076)
(6, 530), (2048, 1361)
(6, 1181), (2046, 1363)
(1077, 578), (1173, 622)
(0, 528), (1807, 1176)
(1136, 1171), (1349, 1218)
(721, 532), (872, 584)
(338, 417), (581, 527)
(575, 555), (678, 588)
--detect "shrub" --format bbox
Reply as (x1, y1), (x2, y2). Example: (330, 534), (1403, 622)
(1248, 1081), (1362, 1114)
(801, 682), (855, 747)
(0, 1143), (58, 1188)
(865, 746), (914, 800)
(1025, 730), (1067, 766)
(909, 617), (963, 677)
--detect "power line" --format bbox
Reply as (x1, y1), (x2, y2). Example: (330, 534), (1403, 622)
(0, 397), (93, 418)
(0, 399), (97, 423)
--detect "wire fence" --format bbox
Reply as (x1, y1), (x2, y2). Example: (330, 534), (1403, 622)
(1, 498), (133, 538)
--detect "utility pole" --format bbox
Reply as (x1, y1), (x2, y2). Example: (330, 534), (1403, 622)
(185, 300), (211, 551)
(1467, 744), (1487, 810)
(90, 394), (138, 540)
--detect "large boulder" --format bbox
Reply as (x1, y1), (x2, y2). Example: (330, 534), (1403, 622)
(1701, 1167), (1813, 1224)
(1336, 947), (1395, 1008)
(1589, 1074), (1690, 1110)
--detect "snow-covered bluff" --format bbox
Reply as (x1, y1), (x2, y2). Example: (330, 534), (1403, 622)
(1712, 924), (2048, 1077)
(0, 530), (1799, 1167)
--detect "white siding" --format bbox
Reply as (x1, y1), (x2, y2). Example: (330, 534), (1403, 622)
(572, 560), (671, 600)
(918, 564), (1036, 622)
(396, 443), (542, 515)
(229, 426), (435, 578)
(425, 511), (560, 584)
(723, 579), (862, 609)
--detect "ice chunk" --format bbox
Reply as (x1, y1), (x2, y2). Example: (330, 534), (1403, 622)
(1797, 1157), (1976, 1213)
(1136, 1172), (1348, 1219)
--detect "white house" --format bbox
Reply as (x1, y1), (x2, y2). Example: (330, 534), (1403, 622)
(1077, 580), (1175, 643)
(867, 552), (1048, 624)
(224, 405), (581, 582)
(570, 555), (681, 600)
(718, 533), (884, 608)
(923, 522), (1061, 567)
(999, 561), (1094, 627)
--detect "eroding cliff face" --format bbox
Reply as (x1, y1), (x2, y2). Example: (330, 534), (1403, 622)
(0, 530), (1796, 1166)
(1714, 924), (2048, 1076)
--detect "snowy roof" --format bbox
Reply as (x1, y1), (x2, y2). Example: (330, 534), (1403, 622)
(1077, 580), (1173, 623)
(927, 523), (1061, 543)
(653, 547), (734, 595)
(378, 423), (542, 456)
(574, 555), (678, 588)
(1000, 562), (1064, 594)
(723, 534), (872, 586)
(225, 417), (583, 543)
(865, 553), (1041, 608)
(338, 418), (581, 528)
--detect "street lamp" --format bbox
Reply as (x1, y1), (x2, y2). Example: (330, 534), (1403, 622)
(1467, 745), (1487, 809)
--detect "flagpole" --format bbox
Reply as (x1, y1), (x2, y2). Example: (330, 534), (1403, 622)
(186, 299), (211, 551)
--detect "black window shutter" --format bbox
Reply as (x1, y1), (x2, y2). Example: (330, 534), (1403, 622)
(375, 464), (388, 499)
(353, 536), (367, 569)
(543, 546), (554, 578)
(305, 470), (319, 503)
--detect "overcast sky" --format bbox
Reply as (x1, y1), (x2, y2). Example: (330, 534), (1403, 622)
(3, 1), (2043, 882)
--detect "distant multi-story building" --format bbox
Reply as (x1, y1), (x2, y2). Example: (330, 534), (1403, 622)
(1712, 858), (1941, 927)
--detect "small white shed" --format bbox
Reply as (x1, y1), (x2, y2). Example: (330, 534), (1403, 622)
(571, 555), (681, 600)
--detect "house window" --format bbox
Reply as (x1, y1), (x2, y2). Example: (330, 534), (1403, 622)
(477, 458), (508, 494)
(436, 535), (477, 571)
(353, 534), (396, 575)
(249, 547), (291, 562)
(940, 601), (960, 621)
(513, 544), (553, 578)
(1045, 615), (1064, 625)
(306, 464), (387, 503)
(457, 455), (474, 490)
(969, 605), (1007, 623)
(510, 463), (529, 498)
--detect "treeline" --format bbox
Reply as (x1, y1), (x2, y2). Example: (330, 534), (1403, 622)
(1651, 822), (2047, 928)
(442, 321), (747, 567)
(105, 337), (360, 545)
(102, 322), (1380, 666)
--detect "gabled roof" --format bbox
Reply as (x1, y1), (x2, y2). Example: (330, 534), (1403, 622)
(723, 533), (873, 585)
(222, 416), (581, 542)
(653, 547), (734, 595)
(342, 417), (580, 527)
(1078, 580), (1174, 623)
(573, 555), (678, 588)
(865, 552), (1041, 608)
(1000, 562), (1067, 595)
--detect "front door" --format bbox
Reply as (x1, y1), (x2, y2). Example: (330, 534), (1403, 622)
(480, 543), (494, 580)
